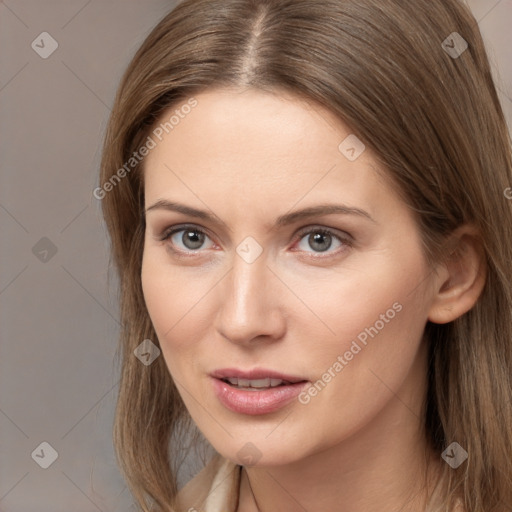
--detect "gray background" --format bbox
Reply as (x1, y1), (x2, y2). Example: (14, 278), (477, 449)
(0, 1), (511, 511)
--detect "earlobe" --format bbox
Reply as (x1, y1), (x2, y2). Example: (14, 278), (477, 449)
(427, 226), (487, 324)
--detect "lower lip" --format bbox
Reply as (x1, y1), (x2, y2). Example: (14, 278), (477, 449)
(212, 377), (309, 415)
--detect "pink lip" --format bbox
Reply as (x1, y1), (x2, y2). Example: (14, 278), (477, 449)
(210, 368), (309, 415)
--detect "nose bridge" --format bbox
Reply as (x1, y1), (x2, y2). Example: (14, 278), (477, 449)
(215, 242), (282, 342)
(227, 247), (269, 318)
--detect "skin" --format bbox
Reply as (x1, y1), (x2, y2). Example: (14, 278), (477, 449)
(141, 87), (485, 512)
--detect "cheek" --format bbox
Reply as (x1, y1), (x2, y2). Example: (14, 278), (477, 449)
(292, 250), (431, 431)
(141, 249), (214, 369)
(287, 248), (429, 354)
(141, 251), (183, 344)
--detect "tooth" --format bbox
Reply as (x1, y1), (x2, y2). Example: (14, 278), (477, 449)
(249, 378), (271, 388)
(225, 377), (290, 389)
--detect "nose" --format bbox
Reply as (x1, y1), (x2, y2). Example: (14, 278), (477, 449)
(214, 249), (286, 346)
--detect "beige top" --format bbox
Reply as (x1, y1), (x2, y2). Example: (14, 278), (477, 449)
(176, 454), (464, 512)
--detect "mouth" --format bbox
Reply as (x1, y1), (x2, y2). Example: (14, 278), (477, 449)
(219, 376), (298, 390)
(210, 368), (309, 415)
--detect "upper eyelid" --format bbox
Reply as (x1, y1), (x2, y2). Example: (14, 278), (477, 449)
(160, 223), (214, 242)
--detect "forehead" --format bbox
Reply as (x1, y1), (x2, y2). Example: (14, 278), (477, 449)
(142, 87), (399, 223)
(145, 87), (346, 167)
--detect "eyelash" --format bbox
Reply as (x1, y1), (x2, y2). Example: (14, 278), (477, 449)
(158, 224), (353, 260)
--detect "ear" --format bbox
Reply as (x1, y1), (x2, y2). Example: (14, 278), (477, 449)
(427, 225), (487, 324)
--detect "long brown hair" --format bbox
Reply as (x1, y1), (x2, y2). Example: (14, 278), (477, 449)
(98, 0), (512, 510)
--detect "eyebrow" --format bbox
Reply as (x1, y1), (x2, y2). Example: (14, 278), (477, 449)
(144, 200), (376, 229)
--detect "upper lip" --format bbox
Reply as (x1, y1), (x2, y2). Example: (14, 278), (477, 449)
(211, 368), (307, 384)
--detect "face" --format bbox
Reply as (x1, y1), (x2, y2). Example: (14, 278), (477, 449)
(141, 87), (438, 466)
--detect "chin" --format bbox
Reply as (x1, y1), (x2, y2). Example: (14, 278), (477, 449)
(207, 431), (315, 468)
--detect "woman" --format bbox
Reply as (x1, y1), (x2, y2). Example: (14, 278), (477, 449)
(98, 0), (512, 511)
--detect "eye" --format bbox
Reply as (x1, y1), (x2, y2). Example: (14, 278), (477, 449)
(160, 225), (214, 254)
(293, 226), (351, 256)
(159, 224), (352, 258)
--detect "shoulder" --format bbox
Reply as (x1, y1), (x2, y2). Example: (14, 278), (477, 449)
(176, 454), (241, 512)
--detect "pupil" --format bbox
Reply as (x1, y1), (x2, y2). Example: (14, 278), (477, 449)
(310, 232), (331, 252)
(184, 230), (204, 250)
